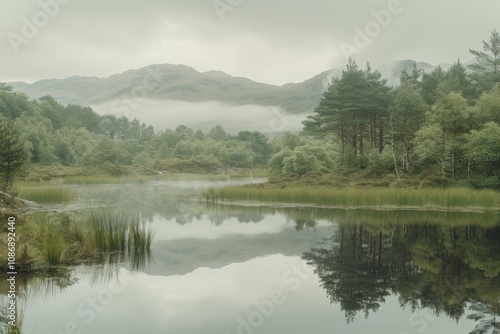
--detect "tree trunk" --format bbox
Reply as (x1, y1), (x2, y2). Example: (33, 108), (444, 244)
(389, 115), (401, 180)
(378, 124), (384, 154)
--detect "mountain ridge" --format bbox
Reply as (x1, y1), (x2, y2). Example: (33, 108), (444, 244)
(9, 60), (451, 114)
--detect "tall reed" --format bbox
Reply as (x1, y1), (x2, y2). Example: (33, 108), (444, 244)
(37, 215), (65, 266)
(88, 212), (128, 252)
(128, 222), (155, 251)
(88, 211), (155, 252)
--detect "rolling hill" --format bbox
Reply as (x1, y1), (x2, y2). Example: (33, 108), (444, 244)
(10, 60), (450, 114)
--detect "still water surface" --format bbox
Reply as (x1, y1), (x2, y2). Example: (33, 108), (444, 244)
(10, 178), (500, 333)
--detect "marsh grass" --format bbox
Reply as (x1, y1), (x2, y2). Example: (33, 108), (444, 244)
(12, 183), (75, 203)
(206, 186), (500, 209)
(128, 222), (155, 251)
(88, 211), (155, 253)
(0, 210), (155, 272)
(37, 214), (65, 265)
(63, 175), (148, 185)
(89, 212), (128, 252)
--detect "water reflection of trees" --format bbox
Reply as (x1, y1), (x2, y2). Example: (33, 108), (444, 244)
(303, 222), (500, 333)
(0, 270), (76, 333)
(0, 249), (152, 332)
(130, 199), (498, 333)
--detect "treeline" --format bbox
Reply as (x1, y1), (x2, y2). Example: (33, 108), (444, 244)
(294, 30), (500, 188)
(0, 86), (271, 174)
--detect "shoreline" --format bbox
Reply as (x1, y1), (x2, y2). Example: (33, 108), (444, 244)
(199, 198), (499, 213)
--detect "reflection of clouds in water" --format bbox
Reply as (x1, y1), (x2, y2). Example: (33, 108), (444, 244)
(91, 99), (307, 134)
(124, 255), (322, 320)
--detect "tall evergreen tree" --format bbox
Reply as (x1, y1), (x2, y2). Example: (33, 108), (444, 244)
(303, 59), (390, 166)
(0, 119), (28, 190)
(446, 60), (476, 102)
(421, 66), (447, 105)
(399, 62), (423, 89)
(468, 29), (500, 92)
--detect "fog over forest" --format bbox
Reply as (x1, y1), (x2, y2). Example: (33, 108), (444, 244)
(90, 99), (306, 134)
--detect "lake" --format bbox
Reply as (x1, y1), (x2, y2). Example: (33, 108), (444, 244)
(4, 176), (500, 334)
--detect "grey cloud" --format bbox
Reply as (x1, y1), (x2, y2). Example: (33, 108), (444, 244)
(1, 0), (499, 84)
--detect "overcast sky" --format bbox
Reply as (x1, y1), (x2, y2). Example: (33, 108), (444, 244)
(1, 0), (499, 85)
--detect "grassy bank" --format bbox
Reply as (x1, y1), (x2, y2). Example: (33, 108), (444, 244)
(204, 185), (500, 210)
(12, 183), (76, 203)
(63, 175), (149, 184)
(0, 211), (155, 272)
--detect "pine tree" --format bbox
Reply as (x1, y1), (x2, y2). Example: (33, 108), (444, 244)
(468, 29), (500, 92)
(303, 59), (390, 166)
(399, 62), (423, 89)
(0, 119), (28, 190)
(446, 59), (476, 102)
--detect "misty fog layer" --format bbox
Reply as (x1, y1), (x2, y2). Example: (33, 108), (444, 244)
(90, 99), (307, 135)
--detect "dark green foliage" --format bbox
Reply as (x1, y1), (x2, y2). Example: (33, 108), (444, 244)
(399, 62), (423, 89)
(299, 32), (500, 187)
(100, 114), (154, 141)
(54, 140), (75, 166)
(466, 122), (500, 188)
(303, 59), (391, 167)
(39, 96), (102, 133)
(0, 119), (28, 190)
(0, 89), (37, 119)
(236, 130), (271, 164)
(468, 29), (500, 92)
(446, 60), (476, 102)
(421, 66), (447, 105)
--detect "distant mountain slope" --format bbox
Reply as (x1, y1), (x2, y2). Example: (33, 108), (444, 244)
(10, 60), (450, 114)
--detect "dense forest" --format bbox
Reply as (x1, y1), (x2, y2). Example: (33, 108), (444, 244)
(0, 30), (499, 189)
